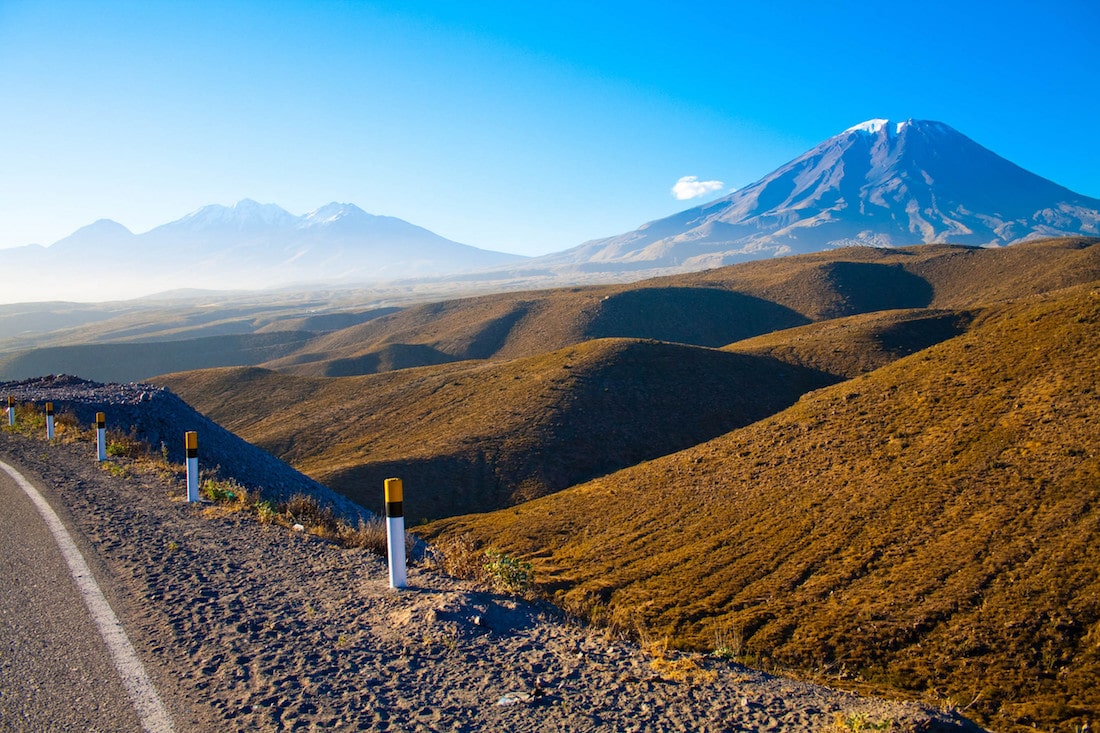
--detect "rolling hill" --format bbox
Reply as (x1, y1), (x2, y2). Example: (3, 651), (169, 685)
(157, 338), (837, 522)
(419, 283), (1100, 732)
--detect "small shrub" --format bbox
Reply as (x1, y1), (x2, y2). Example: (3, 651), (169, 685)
(254, 500), (278, 524)
(201, 477), (250, 504)
(425, 534), (489, 581)
(103, 430), (150, 459)
(711, 622), (745, 661)
(99, 461), (132, 478)
(483, 549), (534, 594)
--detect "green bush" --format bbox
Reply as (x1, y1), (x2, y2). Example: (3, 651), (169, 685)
(483, 549), (533, 593)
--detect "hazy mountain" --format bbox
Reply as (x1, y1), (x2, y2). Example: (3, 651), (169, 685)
(544, 119), (1100, 270)
(4, 200), (525, 301)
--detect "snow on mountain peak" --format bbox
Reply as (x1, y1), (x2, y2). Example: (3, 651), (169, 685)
(843, 119), (934, 138)
(846, 119), (890, 134)
(302, 202), (369, 226)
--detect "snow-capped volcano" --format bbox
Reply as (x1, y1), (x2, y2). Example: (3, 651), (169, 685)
(549, 119), (1100, 270)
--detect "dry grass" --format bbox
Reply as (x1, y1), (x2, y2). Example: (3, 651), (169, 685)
(419, 282), (1100, 732)
(158, 338), (838, 522)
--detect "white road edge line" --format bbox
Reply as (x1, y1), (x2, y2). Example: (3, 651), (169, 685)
(0, 459), (175, 733)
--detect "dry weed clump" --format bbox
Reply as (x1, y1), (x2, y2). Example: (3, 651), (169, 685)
(424, 534), (534, 595)
(201, 485), (399, 555)
(643, 637), (717, 685)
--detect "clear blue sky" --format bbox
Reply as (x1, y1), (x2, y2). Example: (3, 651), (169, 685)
(2, 0), (1097, 255)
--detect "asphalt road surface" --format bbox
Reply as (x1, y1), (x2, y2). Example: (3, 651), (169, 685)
(0, 462), (168, 732)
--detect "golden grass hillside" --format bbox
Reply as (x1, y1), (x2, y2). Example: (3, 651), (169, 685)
(158, 339), (837, 522)
(419, 283), (1100, 733)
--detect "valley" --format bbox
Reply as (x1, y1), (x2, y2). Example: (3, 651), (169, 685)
(144, 237), (1100, 732)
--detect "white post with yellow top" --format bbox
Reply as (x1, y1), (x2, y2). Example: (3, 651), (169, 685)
(185, 431), (199, 502)
(96, 412), (107, 461)
(385, 477), (407, 589)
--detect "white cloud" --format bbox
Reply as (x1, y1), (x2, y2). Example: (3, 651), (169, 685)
(671, 175), (724, 200)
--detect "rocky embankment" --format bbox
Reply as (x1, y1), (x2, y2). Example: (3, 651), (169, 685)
(0, 374), (367, 520)
(0, 376), (987, 731)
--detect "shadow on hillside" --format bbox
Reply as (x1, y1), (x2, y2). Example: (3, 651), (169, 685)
(321, 454), (508, 525)
(319, 343), (460, 377)
(794, 262), (935, 319)
(320, 346), (841, 524)
(588, 288), (810, 346)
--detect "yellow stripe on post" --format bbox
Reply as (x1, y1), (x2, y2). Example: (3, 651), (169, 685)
(45, 402), (53, 415)
(95, 412), (107, 461)
(185, 431), (199, 502)
(385, 477), (404, 518)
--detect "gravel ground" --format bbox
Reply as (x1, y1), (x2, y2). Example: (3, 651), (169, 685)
(0, 377), (987, 732)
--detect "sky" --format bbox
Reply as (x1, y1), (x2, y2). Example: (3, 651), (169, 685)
(1, 0), (1098, 257)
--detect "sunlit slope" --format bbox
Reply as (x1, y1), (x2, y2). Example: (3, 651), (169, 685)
(421, 283), (1100, 732)
(159, 338), (836, 521)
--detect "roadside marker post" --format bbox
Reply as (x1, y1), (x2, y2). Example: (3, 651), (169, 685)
(385, 478), (407, 589)
(96, 413), (107, 461)
(7, 396), (13, 426)
(185, 432), (199, 502)
(45, 403), (55, 439)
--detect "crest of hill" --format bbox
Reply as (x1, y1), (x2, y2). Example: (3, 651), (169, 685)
(257, 238), (1100, 377)
(661, 237), (1100, 318)
(419, 282), (1100, 733)
(259, 286), (810, 377)
(156, 338), (838, 522)
(724, 308), (979, 379)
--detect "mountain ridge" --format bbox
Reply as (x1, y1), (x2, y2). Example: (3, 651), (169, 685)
(1, 200), (526, 302)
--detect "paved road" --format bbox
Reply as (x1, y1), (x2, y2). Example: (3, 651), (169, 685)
(0, 463), (168, 732)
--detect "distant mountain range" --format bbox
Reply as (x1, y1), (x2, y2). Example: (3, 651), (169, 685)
(4, 118), (1099, 301)
(543, 118), (1100, 270)
(1, 201), (525, 301)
